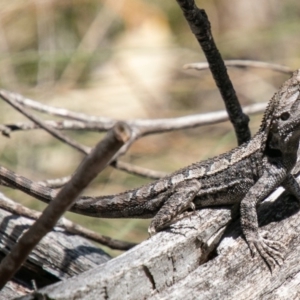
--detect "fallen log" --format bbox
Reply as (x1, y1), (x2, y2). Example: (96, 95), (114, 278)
(0, 208), (110, 299)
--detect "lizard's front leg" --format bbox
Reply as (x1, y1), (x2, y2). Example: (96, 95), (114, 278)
(241, 162), (287, 270)
(148, 179), (201, 235)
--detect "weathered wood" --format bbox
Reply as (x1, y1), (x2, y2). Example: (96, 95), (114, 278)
(14, 189), (300, 300)
(17, 208), (232, 299)
(149, 192), (300, 300)
(0, 208), (110, 299)
(1, 281), (31, 300)
(2, 186), (300, 299)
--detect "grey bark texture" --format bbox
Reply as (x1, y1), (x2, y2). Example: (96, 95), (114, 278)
(5, 183), (300, 300)
(0, 208), (110, 299)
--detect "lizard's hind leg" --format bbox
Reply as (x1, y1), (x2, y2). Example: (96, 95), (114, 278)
(148, 179), (201, 235)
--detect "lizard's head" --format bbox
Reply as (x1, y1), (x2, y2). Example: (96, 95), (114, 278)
(268, 69), (300, 149)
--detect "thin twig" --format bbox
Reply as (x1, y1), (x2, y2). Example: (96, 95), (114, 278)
(0, 89), (114, 125)
(0, 193), (136, 250)
(2, 120), (108, 133)
(112, 160), (168, 180)
(0, 171), (72, 190)
(58, 218), (136, 251)
(0, 98), (266, 136)
(0, 122), (131, 289)
(0, 88), (267, 182)
(176, 0), (250, 145)
(0, 90), (91, 155)
(0, 88), (264, 180)
(132, 103), (266, 135)
(184, 60), (293, 75)
(0, 95), (267, 181)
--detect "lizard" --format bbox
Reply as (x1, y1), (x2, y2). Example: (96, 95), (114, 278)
(1, 69), (300, 270)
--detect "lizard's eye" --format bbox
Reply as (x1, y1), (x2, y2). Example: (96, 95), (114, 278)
(280, 112), (290, 121)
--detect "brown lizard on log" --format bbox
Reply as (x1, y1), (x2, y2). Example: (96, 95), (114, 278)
(1, 70), (300, 270)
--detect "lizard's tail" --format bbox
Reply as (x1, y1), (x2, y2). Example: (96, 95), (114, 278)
(0, 165), (58, 202)
(0, 165), (159, 219)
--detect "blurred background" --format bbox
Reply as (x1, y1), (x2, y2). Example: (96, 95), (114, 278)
(0, 0), (299, 256)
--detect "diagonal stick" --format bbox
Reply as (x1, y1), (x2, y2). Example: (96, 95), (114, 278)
(0, 122), (130, 289)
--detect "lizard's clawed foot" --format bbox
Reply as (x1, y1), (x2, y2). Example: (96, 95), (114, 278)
(247, 232), (286, 272)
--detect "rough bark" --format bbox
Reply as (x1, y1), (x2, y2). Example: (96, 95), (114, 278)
(2, 186), (300, 299)
(12, 188), (300, 300)
(28, 209), (230, 299)
(0, 208), (110, 299)
(150, 192), (300, 300)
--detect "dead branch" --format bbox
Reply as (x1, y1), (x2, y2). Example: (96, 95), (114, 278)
(184, 60), (293, 74)
(176, 0), (250, 145)
(0, 122), (130, 288)
(0, 90), (91, 155)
